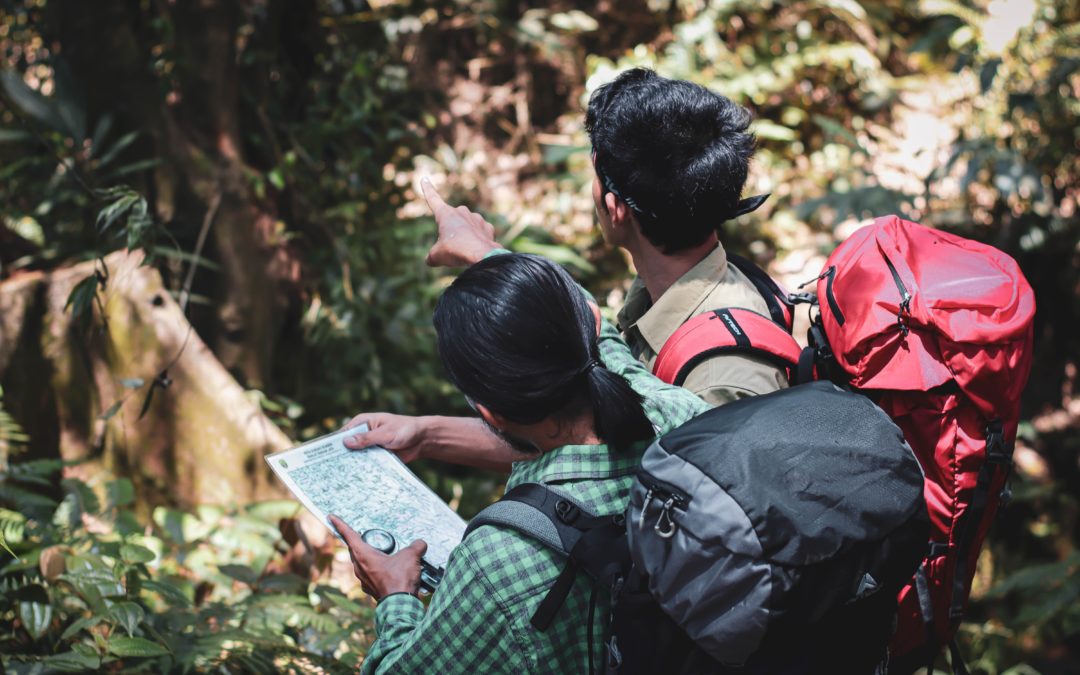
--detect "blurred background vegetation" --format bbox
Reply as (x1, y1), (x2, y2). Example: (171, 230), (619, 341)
(0, 0), (1077, 672)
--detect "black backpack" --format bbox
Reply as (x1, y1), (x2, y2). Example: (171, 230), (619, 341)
(464, 382), (929, 674)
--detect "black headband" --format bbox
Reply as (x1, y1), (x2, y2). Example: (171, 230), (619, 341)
(594, 152), (770, 223)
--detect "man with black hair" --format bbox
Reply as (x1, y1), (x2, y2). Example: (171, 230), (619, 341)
(343, 70), (784, 469)
(587, 68), (786, 405)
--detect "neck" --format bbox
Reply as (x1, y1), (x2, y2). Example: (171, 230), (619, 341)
(521, 411), (603, 453)
(628, 234), (719, 303)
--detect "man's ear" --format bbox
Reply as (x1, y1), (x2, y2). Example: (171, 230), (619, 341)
(474, 402), (507, 432)
(587, 301), (601, 337)
(605, 192), (639, 235)
(604, 192), (622, 223)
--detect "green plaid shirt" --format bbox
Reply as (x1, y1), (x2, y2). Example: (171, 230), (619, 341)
(361, 317), (708, 674)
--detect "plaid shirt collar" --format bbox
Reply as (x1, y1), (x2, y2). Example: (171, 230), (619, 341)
(506, 440), (648, 490)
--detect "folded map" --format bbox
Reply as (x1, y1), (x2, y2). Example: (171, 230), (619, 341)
(265, 425), (467, 571)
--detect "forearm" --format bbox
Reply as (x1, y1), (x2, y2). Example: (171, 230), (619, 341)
(417, 416), (521, 473)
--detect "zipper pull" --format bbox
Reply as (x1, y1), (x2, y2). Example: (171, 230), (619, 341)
(638, 488), (654, 531)
(654, 496), (677, 539)
(797, 266), (833, 290)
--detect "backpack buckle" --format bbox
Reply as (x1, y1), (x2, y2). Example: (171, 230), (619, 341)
(555, 499), (580, 525)
(984, 420), (1011, 466)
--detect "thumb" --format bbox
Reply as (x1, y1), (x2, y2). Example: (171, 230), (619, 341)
(402, 539), (428, 559)
(343, 426), (398, 450)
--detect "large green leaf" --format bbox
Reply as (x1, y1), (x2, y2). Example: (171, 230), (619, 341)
(141, 579), (192, 607)
(119, 544), (155, 565)
(59, 615), (103, 641)
(107, 636), (171, 658)
(0, 71), (66, 134)
(43, 649), (102, 672)
(16, 584), (53, 640)
(106, 601), (145, 637)
(106, 478), (135, 509)
(219, 564), (259, 585)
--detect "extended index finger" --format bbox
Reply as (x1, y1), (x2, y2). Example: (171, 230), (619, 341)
(420, 178), (452, 216)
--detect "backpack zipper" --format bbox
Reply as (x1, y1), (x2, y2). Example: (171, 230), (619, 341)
(822, 266), (845, 326)
(882, 254), (912, 335)
(637, 473), (690, 539)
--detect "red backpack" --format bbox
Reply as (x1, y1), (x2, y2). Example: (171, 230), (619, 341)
(653, 216), (1036, 667)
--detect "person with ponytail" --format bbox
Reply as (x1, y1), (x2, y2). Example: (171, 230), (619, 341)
(333, 252), (708, 674)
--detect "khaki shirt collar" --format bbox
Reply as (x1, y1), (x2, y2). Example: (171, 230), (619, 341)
(617, 244), (729, 356)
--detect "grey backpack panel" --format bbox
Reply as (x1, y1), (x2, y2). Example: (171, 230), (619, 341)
(627, 381), (926, 665)
(628, 451), (772, 665)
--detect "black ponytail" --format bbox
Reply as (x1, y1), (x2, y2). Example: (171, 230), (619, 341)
(433, 253), (655, 451)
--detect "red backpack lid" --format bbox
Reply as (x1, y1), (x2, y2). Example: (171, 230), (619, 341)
(818, 216), (1035, 417)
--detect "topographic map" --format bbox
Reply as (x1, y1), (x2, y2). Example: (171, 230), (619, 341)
(266, 426), (466, 570)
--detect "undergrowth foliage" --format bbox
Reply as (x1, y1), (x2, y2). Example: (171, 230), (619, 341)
(0, 394), (370, 674)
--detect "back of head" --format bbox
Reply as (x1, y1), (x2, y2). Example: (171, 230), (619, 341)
(433, 253), (655, 451)
(586, 68), (757, 253)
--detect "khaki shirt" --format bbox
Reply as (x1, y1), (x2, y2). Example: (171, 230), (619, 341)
(616, 244), (788, 406)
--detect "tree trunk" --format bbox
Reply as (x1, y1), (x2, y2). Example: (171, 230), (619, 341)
(48, 0), (305, 390)
(0, 251), (289, 508)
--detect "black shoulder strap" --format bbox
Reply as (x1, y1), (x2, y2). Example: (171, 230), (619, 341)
(727, 253), (795, 332)
(464, 483), (602, 555)
(465, 483), (630, 631)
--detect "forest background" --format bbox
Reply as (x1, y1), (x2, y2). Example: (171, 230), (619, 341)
(0, 0), (1077, 672)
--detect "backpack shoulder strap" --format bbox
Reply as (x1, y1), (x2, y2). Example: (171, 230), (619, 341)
(464, 482), (597, 556)
(653, 307), (807, 387)
(465, 483), (628, 632)
(726, 253), (795, 332)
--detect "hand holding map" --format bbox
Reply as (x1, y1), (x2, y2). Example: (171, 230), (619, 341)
(265, 426), (467, 579)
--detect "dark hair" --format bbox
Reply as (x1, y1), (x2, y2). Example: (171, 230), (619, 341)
(433, 253), (655, 451)
(586, 68), (757, 253)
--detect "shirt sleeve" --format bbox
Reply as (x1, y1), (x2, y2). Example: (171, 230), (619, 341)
(595, 318), (709, 432)
(360, 543), (529, 675)
(681, 353), (789, 407)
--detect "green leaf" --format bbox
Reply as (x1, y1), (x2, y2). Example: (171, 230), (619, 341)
(106, 601), (145, 637)
(752, 120), (799, 142)
(0, 71), (66, 133)
(62, 478), (101, 517)
(219, 563), (258, 585)
(43, 649), (102, 672)
(141, 579), (191, 607)
(64, 274), (100, 320)
(95, 130), (139, 167)
(60, 615), (103, 641)
(268, 167), (286, 190)
(106, 478), (135, 508)
(0, 127), (32, 143)
(16, 585), (53, 640)
(106, 636), (170, 658)
(119, 544), (155, 565)
(245, 500), (301, 523)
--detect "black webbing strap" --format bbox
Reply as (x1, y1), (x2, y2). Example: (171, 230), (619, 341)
(465, 482), (627, 633)
(948, 639), (971, 675)
(796, 346), (817, 385)
(532, 558), (580, 631)
(915, 561), (937, 675)
(727, 253), (793, 331)
(950, 419), (1012, 621)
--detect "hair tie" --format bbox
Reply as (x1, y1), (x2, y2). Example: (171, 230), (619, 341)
(581, 359), (601, 377)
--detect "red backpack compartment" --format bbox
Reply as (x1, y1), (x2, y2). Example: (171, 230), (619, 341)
(816, 216), (1035, 659)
